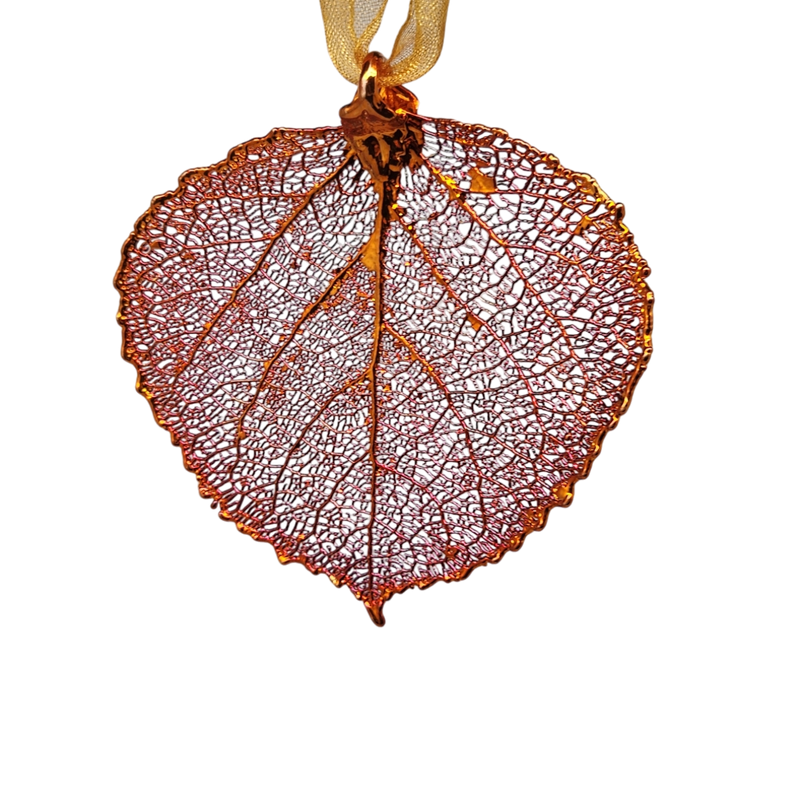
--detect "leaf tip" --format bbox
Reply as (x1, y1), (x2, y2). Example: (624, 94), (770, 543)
(365, 601), (386, 627)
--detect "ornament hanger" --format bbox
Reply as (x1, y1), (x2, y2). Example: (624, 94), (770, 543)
(317, 0), (452, 87)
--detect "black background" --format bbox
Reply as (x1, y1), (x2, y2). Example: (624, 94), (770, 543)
(106, 0), (668, 652)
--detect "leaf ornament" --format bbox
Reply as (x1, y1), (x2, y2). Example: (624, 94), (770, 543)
(115, 7), (653, 626)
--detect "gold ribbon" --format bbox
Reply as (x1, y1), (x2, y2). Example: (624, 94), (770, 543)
(320, 0), (450, 86)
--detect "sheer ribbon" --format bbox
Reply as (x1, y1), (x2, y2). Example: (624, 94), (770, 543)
(317, 0), (452, 86)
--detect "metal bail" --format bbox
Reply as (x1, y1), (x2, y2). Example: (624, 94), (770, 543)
(341, 52), (390, 120)
(341, 52), (419, 122)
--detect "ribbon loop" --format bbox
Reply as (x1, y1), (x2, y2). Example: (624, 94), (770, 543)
(320, 0), (449, 87)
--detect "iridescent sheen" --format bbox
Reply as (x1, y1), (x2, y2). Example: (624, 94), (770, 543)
(116, 67), (652, 625)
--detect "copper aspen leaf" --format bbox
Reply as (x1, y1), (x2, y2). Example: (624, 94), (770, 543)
(116, 58), (653, 625)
